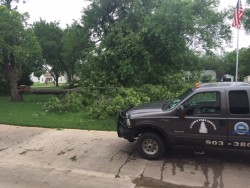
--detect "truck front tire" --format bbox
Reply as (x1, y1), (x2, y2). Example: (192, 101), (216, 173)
(136, 132), (166, 160)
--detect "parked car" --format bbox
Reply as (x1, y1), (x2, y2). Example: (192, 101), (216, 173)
(117, 82), (250, 160)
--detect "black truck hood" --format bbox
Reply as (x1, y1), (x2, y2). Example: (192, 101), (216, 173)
(127, 101), (165, 117)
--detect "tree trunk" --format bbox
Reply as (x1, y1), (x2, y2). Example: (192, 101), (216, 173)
(9, 66), (23, 101)
(8, 53), (23, 102)
(2, 1), (23, 102)
(48, 70), (60, 87)
(65, 70), (72, 83)
(55, 75), (59, 87)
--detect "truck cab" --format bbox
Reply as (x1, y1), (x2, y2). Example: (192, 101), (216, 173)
(117, 82), (250, 160)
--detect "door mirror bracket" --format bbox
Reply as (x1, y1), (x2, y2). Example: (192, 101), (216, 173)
(176, 105), (185, 119)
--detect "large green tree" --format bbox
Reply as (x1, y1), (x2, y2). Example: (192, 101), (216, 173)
(200, 55), (229, 81)
(0, 2), (42, 100)
(243, 0), (250, 32)
(62, 22), (93, 84)
(33, 20), (64, 86)
(0, 0), (26, 10)
(224, 48), (250, 79)
(78, 0), (231, 87)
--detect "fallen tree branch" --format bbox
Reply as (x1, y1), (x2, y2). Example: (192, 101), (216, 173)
(18, 85), (81, 95)
(18, 85), (121, 95)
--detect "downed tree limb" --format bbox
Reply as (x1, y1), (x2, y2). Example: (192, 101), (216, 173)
(18, 85), (81, 95)
(18, 85), (120, 95)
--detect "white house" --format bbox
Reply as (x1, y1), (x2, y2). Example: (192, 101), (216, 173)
(30, 72), (39, 83)
(39, 72), (54, 83)
(58, 74), (67, 84)
(185, 70), (217, 81)
(244, 76), (250, 84)
(222, 74), (234, 82)
(30, 72), (67, 84)
(200, 70), (217, 81)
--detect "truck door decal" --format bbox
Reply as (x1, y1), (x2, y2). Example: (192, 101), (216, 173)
(233, 122), (250, 135)
(190, 119), (217, 134)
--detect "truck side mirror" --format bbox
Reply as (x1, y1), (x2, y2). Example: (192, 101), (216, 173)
(176, 105), (185, 119)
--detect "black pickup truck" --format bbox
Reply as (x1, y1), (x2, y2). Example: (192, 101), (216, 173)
(117, 82), (250, 160)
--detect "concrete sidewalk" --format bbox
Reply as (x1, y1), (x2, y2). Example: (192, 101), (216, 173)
(1, 124), (250, 188)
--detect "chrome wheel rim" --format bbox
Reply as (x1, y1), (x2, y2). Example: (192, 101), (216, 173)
(142, 138), (158, 155)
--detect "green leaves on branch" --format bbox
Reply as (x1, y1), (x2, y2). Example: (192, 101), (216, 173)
(243, 8), (250, 33)
(42, 93), (84, 113)
(88, 82), (192, 119)
(42, 76), (194, 119)
(88, 87), (150, 119)
(33, 20), (64, 86)
(79, 0), (231, 87)
(0, 5), (42, 96)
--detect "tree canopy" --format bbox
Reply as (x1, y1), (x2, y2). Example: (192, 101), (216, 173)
(243, 0), (250, 33)
(33, 20), (63, 86)
(62, 22), (93, 84)
(0, 3), (42, 100)
(2, 0), (250, 100)
(77, 0), (231, 87)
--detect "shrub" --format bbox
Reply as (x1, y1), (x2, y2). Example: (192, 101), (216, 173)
(81, 88), (102, 106)
(42, 92), (83, 113)
(0, 80), (9, 95)
(88, 87), (150, 119)
(18, 72), (33, 86)
(87, 82), (194, 119)
(161, 72), (194, 92)
(42, 81), (194, 119)
(138, 84), (176, 102)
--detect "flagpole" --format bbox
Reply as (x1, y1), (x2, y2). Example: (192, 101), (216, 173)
(236, 27), (239, 82)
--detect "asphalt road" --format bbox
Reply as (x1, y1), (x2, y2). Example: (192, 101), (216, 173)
(0, 124), (250, 188)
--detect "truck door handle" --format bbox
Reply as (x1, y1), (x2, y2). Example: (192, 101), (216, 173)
(161, 119), (169, 122)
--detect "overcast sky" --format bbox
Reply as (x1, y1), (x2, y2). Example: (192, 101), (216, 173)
(17, 0), (250, 52)
(17, 0), (88, 27)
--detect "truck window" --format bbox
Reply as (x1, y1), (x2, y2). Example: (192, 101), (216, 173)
(183, 91), (221, 115)
(229, 90), (249, 114)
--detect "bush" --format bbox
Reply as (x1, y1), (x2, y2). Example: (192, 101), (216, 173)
(18, 71), (34, 86)
(88, 87), (150, 119)
(138, 84), (176, 102)
(42, 93), (83, 113)
(161, 72), (194, 92)
(87, 82), (194, 119)
(42, 81), (194, 119)
(81, 88), (102, 106)
(0, 80), (9, 95)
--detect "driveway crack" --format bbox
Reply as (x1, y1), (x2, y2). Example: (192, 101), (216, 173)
(19, 148), (44, 155)
(0, 148), (8, 152)
(140, 161), (149, 178)
(109, 150), (120, 162)
(115, 150), (135, 178)
(160, 159), (167, 181)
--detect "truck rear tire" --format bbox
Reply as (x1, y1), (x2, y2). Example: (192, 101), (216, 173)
(136, 132), (165, 160)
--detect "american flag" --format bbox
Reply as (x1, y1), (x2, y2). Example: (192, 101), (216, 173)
(232, 0), (244, 28)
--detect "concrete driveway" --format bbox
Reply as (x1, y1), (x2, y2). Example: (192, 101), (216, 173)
(1, 124), (250, 188)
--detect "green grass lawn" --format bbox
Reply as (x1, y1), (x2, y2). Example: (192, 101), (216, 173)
(0, 94), (116, 131)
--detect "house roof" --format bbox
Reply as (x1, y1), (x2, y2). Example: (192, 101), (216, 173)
(43, 72), (53, 78)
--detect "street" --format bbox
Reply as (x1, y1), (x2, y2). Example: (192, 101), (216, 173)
(0, 124), (250, 188)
